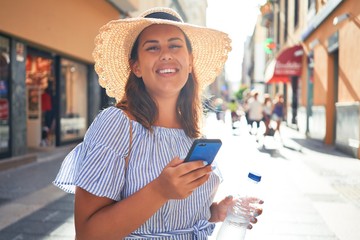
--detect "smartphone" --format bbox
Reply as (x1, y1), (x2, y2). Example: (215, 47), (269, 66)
(184, 139), (222, 165)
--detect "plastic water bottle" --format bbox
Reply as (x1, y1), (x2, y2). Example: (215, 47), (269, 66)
(216, 172), (262, 240)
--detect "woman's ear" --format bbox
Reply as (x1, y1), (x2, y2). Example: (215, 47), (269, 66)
(131, 61), (142, 78)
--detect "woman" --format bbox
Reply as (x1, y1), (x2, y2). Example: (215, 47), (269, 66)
(54, 7), (261, 239)
(272, 94), (285, 133)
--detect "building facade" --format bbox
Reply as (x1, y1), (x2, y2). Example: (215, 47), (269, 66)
(0, 0), (125, 159)
(301, 0), (360, 158)
(0, 0), (208, 160)
(256, 0), (360, 159)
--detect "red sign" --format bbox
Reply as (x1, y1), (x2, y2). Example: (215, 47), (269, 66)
(0, 98), (9, 120)
(265, 45), (303, 84)
(274, 45), (302, 76)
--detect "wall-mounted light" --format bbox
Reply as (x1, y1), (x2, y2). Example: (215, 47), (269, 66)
(333, 13), (350, 25)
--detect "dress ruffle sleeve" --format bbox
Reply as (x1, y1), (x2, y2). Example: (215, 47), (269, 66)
(53, 107), (131, 201)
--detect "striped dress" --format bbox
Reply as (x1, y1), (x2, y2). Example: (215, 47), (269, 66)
(53, 106), (221, 239)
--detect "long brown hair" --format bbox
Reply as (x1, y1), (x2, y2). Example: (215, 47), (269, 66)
(116, 28), (202, 138)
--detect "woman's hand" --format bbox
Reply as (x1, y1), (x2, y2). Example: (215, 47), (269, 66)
(210, 196), (263, 229)
(209, 195), (234, 222)
(153, 157), (212, 200)
(237, 196), (264, 229)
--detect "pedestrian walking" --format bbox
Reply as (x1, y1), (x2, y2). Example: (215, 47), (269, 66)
(41, 87), (54, 146)
(272, 93), (285, 134)
(214, 97), (226, 122)
(53, 7), (262, 239)
(228, 98), (239, 129)
(247, 91), (263, 135)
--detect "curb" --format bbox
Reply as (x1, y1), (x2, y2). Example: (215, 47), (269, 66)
(0, 153), (37, 172)
(0, 144), (76, 172)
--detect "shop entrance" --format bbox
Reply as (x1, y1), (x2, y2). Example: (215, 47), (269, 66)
(26, 49), (56, 148)
(0, 35), (10, 158)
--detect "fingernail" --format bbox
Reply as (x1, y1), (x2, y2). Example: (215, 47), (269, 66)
(203, 161), (208, 166)
(211, 165), (216, 170)
(179, 155), (186, 160)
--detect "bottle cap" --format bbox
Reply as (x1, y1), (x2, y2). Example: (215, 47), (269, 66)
(248, 172), (261, 182)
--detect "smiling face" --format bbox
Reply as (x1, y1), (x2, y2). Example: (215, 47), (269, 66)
(131, 24), (193, 99)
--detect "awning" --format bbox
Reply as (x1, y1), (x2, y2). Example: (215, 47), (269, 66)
(265, 45), (303, 84)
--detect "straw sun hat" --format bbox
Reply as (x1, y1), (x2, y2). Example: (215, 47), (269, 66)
(93, 7), (232, 102)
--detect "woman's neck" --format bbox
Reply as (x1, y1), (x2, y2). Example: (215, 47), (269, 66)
(154, 96), (181, 129)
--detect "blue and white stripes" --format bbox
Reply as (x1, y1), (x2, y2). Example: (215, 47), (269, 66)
(53, 106), (220, 239)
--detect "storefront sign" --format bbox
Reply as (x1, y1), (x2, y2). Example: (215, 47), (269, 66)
(265, 45), (303, 84)
(0, 80), (7, 95)
(0, 98), (9, 120)
(61, 117), (86, 135)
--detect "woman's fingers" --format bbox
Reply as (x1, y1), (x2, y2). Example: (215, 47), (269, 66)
(253, 207), (263, 217)
(156, 159), (212, 200)
(249, 216), (258, 224)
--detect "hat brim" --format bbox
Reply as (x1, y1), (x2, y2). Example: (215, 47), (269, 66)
(93, 17), (231, 102)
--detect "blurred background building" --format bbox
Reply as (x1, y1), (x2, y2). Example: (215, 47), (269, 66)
(243, 0), (360, 159)
(0, 0), (209, 160)
(1, 0), (359, 161)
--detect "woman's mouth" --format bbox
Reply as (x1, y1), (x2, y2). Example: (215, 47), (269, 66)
(157, 68), (178, 74)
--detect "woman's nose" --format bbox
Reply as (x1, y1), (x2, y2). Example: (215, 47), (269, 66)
(160, 49), (172, 61)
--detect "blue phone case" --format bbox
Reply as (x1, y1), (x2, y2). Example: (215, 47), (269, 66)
(184, 139), (222, 164)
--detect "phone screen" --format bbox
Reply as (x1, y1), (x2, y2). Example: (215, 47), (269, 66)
(184, 139), (222, 165)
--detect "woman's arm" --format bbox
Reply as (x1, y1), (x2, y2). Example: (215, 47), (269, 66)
(75, 157), (212, 240)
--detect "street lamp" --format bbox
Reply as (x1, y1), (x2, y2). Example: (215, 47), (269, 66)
(333, 13), (350, 25)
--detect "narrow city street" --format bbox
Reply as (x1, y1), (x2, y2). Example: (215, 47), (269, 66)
(0, 112), (359, 240)
(206, 112), (360, 240)
(1, 0), (359, 239)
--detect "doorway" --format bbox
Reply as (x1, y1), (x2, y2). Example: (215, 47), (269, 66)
(0, 35), (10, 158)
(332, 49), (339, 143)
(25, 49), (56, 148)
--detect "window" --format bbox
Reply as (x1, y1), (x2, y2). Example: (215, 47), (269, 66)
(307, 0), (316, 22)
(26, 49), (56, 147)
(284, 0), (288, 42)
(308, 0), (316, 10)
(276, 12), (280, 45)
(0, 35), (10, 155)
(294, 0), (299, 28)
(60, 58), (88, 142)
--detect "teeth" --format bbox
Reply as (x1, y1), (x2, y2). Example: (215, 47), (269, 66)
(159, 69), (176, 74)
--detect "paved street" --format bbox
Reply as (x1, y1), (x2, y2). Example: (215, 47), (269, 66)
(0, 146), (75, 240)
(207, 112), (360, 240)
(0, 111), (359, 240)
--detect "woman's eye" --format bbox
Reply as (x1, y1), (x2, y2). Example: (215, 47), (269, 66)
(146, 46), (159, 51)
(170, 44), (182, 49)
